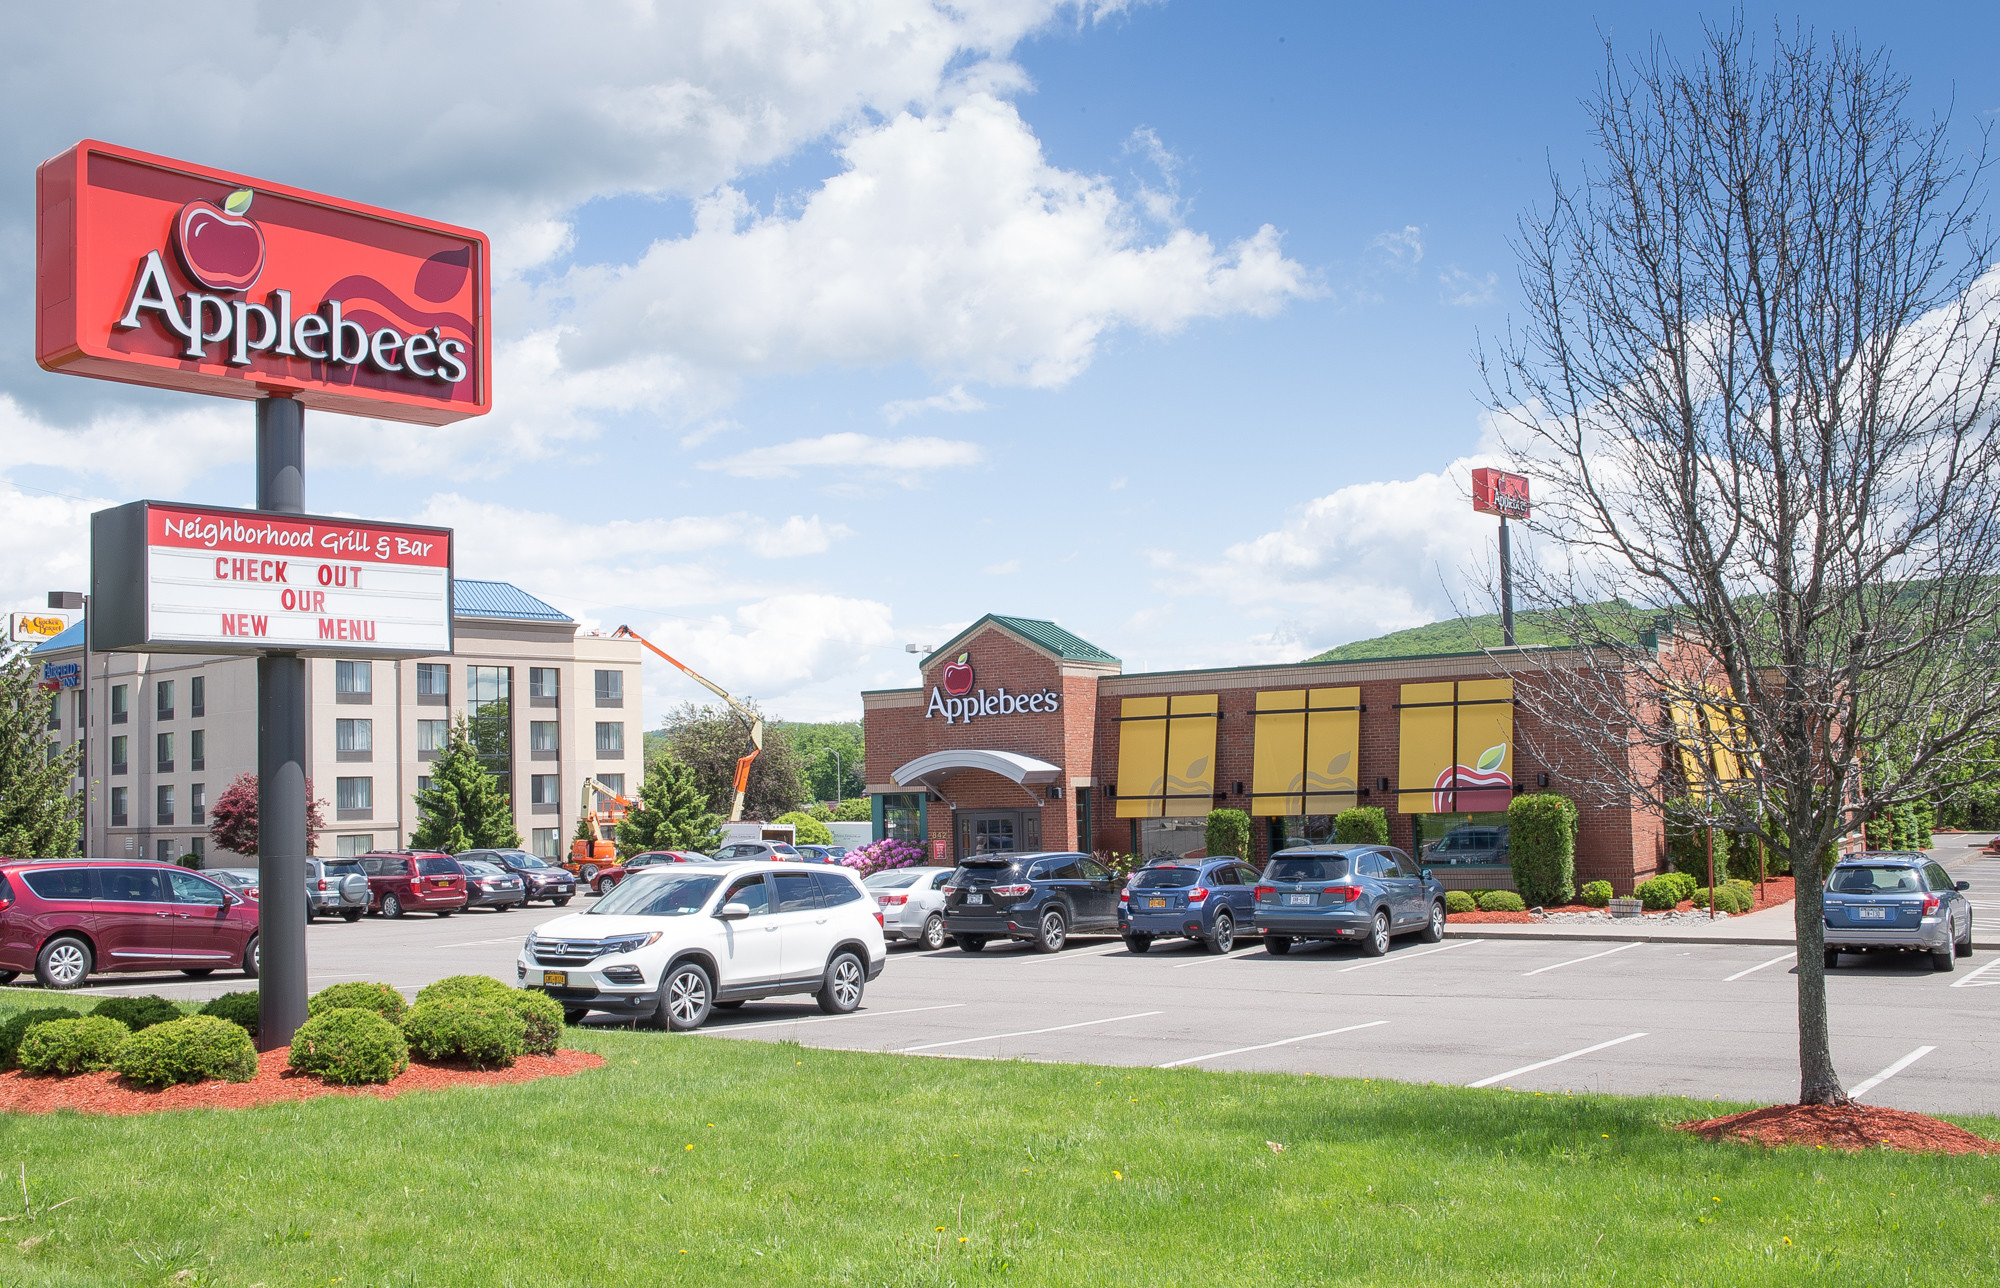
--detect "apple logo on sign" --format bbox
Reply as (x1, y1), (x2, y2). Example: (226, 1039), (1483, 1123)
(941, 652), (974, 696)
(172, 188), (266, 293)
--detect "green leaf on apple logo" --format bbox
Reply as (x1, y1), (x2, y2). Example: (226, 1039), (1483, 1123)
(1476, 744), (1507, 771)
(224, 188), (255, 216)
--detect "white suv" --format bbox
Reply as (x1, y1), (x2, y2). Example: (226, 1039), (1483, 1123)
(517, 861), (886, 1030)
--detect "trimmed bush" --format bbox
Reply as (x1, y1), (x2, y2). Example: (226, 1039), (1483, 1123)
(401, 999), (525, 1069)
(113, 1015), (258, 1088)
(1507, 793), (1577, 908)
(91, 995), (183, 1032)
(19, 1016), (130, 1075)
(414, 974), (514, 1008)
(0, 1007), (83, 1070)
(1444, 890), (1477, 914)
(1691, 884), (1753, 915)
(1333, 807), (1389, 845)
(1635, 876), (1682, 911)
(506, 989), (564, 1055)
(1656, 871), (1697, 904)
(1475, 890), (1526, 913)
(198, 991), (260, 1038)
(1204, 809), (1251, 860)
(289, 1008), (410, 1085)
(308, 981), (407, 1023)
(1578, 880), (1614, 908)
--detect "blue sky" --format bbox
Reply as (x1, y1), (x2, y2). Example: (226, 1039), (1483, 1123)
(2, 2), (1995, 719)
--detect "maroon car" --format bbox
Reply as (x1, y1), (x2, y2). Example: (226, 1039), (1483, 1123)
(0, 859), (260, 990)
(358, 850), (466, 918)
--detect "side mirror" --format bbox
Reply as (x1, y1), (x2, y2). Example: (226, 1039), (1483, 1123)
(1421, 868), (1434, 881)
(1957, 881), (1972, 892)
(224, 893), (242, 906)
(716, 902), (751, 921)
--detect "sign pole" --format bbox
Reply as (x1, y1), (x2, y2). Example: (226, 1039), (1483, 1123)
(1498, 515), (1516, 646)
(255, 395), (310, 1050)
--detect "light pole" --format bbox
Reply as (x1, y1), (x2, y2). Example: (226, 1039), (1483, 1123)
(822, 745), (844, 805)
(48, 591), (86, 856)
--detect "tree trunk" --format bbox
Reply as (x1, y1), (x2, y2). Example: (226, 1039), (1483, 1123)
(1791, 847), (1847, 1105)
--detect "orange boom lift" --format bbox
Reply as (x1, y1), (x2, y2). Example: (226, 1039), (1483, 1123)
(611, 624), (764, 823)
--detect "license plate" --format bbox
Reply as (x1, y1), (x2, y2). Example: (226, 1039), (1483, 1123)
(1855, 906), (1888, 920)
(967, 893), (984, 905)
(432, 879), (450, 888)
(542, 971), (567, 987)
(1146, 898), (1166, 909)
(1286, 893), (1313, 906)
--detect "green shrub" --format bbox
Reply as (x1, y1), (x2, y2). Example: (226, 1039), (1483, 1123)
(1475, 890), (1526, 913)
(1690, 884), (1753, 915)
(1635, 876), (1682, 911)
(1725, 831), (1767, 883)
(773, 811), (834, 846)
(1665, 803), (1732, 881)
(1507, 793), (1577, 907)
(198, 991), (260, 1039)
(1578, 880), (1614, 908)
(113, 1015), (258, 1088)
(401, 999), (525, 1069)
(18, 1016), (130, 1075)
(1333, 807), (1389, 845)
(91, 995), (183, 1032)
(289, 1008), (410, 1085)
(414, 974), (514, 1008)
(308, 981), (407, 1023)
(1659, 871), (1697, 903)
(1911, 800), (1935, 850)
(1444, 890), (1477, 914)
(0, 1007), (83, 1070)
(1204, 809), (1251, 859)
(505, 989), (564, 1056)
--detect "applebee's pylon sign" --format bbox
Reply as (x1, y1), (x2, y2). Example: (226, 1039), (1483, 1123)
(924, 654), (1061, 725)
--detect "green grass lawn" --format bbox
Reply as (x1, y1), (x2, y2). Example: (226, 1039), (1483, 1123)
(0, 989), (1994, 1286)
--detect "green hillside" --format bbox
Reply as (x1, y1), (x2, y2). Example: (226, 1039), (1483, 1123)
(1303, 606), (1605, 663)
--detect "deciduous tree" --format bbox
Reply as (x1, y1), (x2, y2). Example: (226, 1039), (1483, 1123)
(615, 752), (724, 856)
(656, 700), (806, 821)
(207, 772), (327, 859)
(0, 648), (79, 859)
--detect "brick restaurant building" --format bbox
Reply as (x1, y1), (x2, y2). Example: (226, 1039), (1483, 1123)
(864, 614), (1669, 893)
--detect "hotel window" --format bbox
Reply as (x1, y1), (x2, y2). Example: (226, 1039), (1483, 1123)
(156, 785), (175, 826)
(337, 835), (375, 857)
(596, 774), (624, 797)
(190, 782), (206, 826)
(74, 690), (85, 729)
(190, 675), (205, 717)
(531, 827), (559, 859)
(531, 774), (560, 806)
(111, 684), (128, 724)
(157, 839), (175, 864)
(595, 722), (624, 756)
(417, 663), (449, 695)
(45, 697), (59, 731)
(529, 668), (559, 700)
(530, 721), (559, 753)
(417, 775), (433, 798)
(594, 670), (623, 706)
(418, 719), (449, 755)
(467, 666), (513, 796)
(156, 679), (174, 721)
(111, 735), (128, 775)
(335, 660), (372, 697)
(191, 729), (205, 771)
(336, 718), (373, 754)
(110, 786), (128, 827)
(157, 732), (174, 772)
(337, 777), (373, 814)
(189, 836), (204, 864)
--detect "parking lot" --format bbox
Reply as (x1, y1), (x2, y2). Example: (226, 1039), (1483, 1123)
(62, 850), (2000, 1116)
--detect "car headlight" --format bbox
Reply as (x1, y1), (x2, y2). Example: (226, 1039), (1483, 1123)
(600, 932), (662, 956)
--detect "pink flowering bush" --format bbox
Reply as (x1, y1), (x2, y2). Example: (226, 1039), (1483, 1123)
(842, 838), (927, 878)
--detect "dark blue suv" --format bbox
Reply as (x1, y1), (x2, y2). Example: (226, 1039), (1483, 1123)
(1252, 845), (1447, 956)
(942, 852), (1119, 953)
(1119, 858), (1257, 954)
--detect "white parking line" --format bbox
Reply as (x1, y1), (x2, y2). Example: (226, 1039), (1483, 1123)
(1337, 940), (1479, 972)
(434, 936), (525, 950)
(1724, 952), (1795, 982)
(897, 1010), (1162, 1053)
(1468, 1032), (1648, 1088)
(1157, 1020), (1390, 1068)
(701, 1002), (966, 1035)
(1949, 957), (2000, 989)
(1522, 942), (1644, 977)
(1171, 947), (1265, 969)
(1849, 1045), (1937, 1098)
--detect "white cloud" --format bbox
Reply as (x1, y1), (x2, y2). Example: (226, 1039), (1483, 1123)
(1108, 475), (1128, 490)
(0, 479), (99, 620)
(0, 393), (243, 493)
(983, 559), (1023, 575)
(1369, 225), (1425, 271)
(1440, 266), (1499, 307)
(699, 432), (985, 481)
(629, 594), (899, 721)
(882, 385), (988, 424)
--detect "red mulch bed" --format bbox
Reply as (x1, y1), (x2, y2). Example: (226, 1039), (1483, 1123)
(1447, 875), (1798, 924)
(0, 1047), (603, 1117)
(1447, 909), (1538, 924)
(1676, 1102), (2000, 1155)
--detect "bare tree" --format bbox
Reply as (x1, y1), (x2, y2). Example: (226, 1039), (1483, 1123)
(1485, 22), (2000, 1105)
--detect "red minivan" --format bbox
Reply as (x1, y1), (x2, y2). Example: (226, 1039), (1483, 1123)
(0, 859), (260, 989)
(358, 851), (466, 918)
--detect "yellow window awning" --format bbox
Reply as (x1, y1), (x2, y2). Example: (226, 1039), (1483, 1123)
(1250, 687), (1360, 816)
(1397, 679), (1515, 814)
(1115, 693), (1220, 818)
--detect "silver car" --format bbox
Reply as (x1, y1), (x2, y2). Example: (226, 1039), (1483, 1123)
(863, 866), (955, 950)
(308, 857), (370, 922)
(711, 841), (806, 863)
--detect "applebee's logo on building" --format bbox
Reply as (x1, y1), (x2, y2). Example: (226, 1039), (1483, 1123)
(924, 653), (1060, 725)
(114, 188), (470, 384)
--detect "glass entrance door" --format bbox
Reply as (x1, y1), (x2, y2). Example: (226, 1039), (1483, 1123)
(956, 810), (1043, 861)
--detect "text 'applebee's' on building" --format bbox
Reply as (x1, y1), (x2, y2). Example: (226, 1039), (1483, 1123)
(34, 138), (493, 1048)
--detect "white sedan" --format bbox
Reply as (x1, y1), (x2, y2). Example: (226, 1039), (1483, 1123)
(863, 866), (956, 950)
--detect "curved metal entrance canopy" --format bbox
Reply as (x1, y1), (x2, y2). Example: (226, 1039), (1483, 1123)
(891, 749), (1062, 794)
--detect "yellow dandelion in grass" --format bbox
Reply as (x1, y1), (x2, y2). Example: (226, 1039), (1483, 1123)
(685, 1144), (695, 1151)
(958, 1237), (968, 1244)
(936, 1226), (947, 1232)
(1781, 1238), (1792, 1246)
(1601, 1134), (1609, 1139)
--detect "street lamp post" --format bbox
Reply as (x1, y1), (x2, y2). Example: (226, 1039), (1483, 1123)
(48, 591), (87, 856)
(822, 745), (844, 805)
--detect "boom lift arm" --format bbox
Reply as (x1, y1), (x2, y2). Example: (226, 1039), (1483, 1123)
(612, 624), (763, 822)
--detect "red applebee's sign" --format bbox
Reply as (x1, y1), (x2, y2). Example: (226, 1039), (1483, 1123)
(90, 500), (453, 658)
(36, 140), (489, 426)
(924, 654), (1061, 725)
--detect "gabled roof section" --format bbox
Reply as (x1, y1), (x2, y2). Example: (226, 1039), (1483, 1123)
(932, 614), (1120, 668)
(452, 580), (572, 623)
(31, 620), (85, 654)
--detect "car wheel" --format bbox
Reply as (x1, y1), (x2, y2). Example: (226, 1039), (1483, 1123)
(553, 897), (572, 907)
(180, 968), (215, 978)
(1932, 946), (1955, 972)
(921, 914), (947, 951)
(714, 1000), (745, 1010)
(1420, 900), (1446, 943)
(1033, 907), (1068, 954)
(1206, 911), (1235, 954)
(242, 934), (260, 979)
(597, 875), (619, 894)
(34, 936), (92, 990)
(436, 908), (453, 919)
(817, 952), (865, 1015)
(1823, 947), (1839, 970)
(1957, 918), (1974, 958)
(659, 962), (713, 1031)
(579, 863), (600, 881)
(0, 971), (16, 985)
(957, 935), (987, 953)
(380, 893), (404, 919)
(1265, 935), (1292, 956)
(495, 901), (512, 912)
(342, 909), (363, 923)
(1123, 934), (1152, 954)
(304, 908), (315, 923)
(1361, 910), (1391, 957)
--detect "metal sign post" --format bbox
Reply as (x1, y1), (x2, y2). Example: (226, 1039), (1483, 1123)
(255, 396), (310, 1047)
(1472, 468), (1531, 646)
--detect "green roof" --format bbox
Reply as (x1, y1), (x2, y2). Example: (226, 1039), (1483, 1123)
(942, 614), (1121, 665)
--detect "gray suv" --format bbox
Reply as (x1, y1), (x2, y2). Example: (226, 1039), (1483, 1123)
(712, 841), (806, 863)
(307, 858), (369, 922)
(1252, 845), (1447, 956)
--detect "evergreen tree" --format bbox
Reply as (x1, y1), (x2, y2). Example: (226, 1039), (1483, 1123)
(411, 716), (520, 852)
(0, 648), (80, 859)
(616, 752), (724, 856)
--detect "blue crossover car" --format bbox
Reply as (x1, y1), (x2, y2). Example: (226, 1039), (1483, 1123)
(1252, 845), (1447, 957)
(1823, 853), (1973, 972)
(1118, 858), (1257, 954)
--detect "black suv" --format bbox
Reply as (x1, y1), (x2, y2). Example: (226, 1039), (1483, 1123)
(942, 851), (1120, 953)
(456, 848), (577, 906)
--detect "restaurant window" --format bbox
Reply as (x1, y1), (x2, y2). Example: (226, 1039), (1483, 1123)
(190, 782), (206, 826)
(336, 718), (373, 753)
(111, 684), (128, 724)
(1135, 817), (1207, 862)
(157, 732), (174, 772)
(530, 721), (558, 752)
(335, 660), (372, 696)
(337, 776), (373, 813)
(111, 735), (128, 774)
(467, 666), (513, 797)
(531, 774), (560, 806)
(157, 785), (175, 826)
(190, 675), (205, 717)
(880, 792), (923, 844)
(157, 679), (174, 720)
(1114, 694), (1220, 819)
(529, 668), (559, 700)
(531, 827), (559, 858)
(1267, 815), (1338, 855)
(595, 722), (624, 756)
(191, 728), (205, 770)
(416, 663), (449, 700)
(594, 670), (623, 705)
(1075, 787), (1091, 852)
(1413, 812), (1514, 867)
(337, 835), (374, 857)
(110, 786), (128, 827)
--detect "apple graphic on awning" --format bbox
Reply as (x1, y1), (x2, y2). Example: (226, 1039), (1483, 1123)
(172, 188), (265, 292)
(942, 653), (974, 696)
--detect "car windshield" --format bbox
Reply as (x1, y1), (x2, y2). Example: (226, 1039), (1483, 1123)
(1132, 867), (1199, 889)
(774, 845), (801, 856)
(587, 872), (724, 916)
(1830, 866), (1921, 894)
(1264, 855), (1351, 882)
(865, 870), (925, 889)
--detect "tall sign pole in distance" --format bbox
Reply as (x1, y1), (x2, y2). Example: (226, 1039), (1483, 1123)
(37, 140), (489, 1049)
(1471, 468), (1531, 646)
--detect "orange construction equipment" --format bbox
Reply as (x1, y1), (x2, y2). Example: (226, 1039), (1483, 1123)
(612, 624), (763, 823)
(570, 777), (635, 862)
